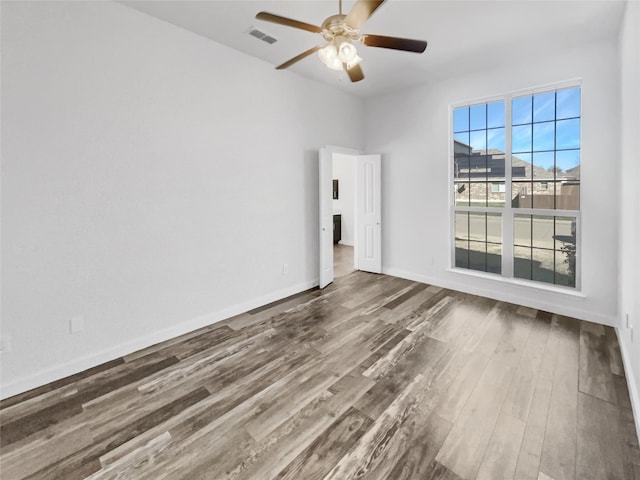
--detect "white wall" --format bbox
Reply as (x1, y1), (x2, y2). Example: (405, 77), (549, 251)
(332, 153), (355, 246)
(364, 39), (621, 326)
(618, 0), (640, 433)
(0, 1), (364, 397)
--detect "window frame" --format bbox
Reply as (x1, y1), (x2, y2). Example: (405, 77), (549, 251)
(449, 80), (582, 291)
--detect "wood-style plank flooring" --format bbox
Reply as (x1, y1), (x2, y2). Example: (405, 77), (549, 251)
(334, 244), (354, 278)
(1, 272), (638, 480)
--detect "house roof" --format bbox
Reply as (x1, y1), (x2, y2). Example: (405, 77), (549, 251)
(454, 140), (578, 181)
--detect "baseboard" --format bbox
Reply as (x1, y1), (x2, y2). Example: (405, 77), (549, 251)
(617, 329), (640, 445)
(0, 279), (319, 400)
(338, 240), (354, 246)
(381, 266), (616, 327)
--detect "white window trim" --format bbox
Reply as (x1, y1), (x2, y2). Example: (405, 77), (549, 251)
(448, 80), (583, 292)
(445, 266), (586, 297)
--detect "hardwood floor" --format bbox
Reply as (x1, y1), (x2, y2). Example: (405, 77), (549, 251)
(334, 244), (354, 278)
(1, 272), (638, 480)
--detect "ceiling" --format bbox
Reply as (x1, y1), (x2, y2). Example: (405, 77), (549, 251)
(120, 0), (626, 97)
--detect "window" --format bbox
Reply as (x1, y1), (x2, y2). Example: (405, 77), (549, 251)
(454, 100), (506, 208)
(455, 212), (502, 273)
(512, 88), (580, 210)
(452, 85), (580, 288)
(514, 215), (576, 286)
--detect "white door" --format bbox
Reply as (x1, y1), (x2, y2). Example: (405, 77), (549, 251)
(356, 154), (382, 273)
(319, 148), (334, 288)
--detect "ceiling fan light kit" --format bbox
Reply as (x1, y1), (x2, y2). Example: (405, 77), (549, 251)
(255, 0), (428, 83)
(319, 37), (361, 71)
(318, 43), (342, 70)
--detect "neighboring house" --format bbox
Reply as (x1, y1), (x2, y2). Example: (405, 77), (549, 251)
(453, 140), (580, 209)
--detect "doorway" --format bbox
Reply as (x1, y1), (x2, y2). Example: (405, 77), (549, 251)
(332, 153), (356, 278)
(319, 147), (381, 289)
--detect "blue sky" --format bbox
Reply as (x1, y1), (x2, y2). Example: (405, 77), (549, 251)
(453, 87), (581, 172)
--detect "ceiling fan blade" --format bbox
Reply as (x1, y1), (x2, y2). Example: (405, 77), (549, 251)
(361, 34), (428, 53)
(344, 0), (386, 30)
(256, 12), (323, 34)
(344, 63), (365, 83)
(276, 45), (323, 70)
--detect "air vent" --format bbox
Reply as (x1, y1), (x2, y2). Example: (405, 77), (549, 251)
(248, 26), (278, 45)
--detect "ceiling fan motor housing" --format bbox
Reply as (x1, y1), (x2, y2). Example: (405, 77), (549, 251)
(321, 14), (359, 41)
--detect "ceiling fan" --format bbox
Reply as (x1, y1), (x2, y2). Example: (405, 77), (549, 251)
(255, 0), (428, 83)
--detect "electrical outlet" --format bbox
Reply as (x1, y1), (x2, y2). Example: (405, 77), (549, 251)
(70, 315), (84, 334)
(282, 263), (289, 276)
(0, 334), (12, 353)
